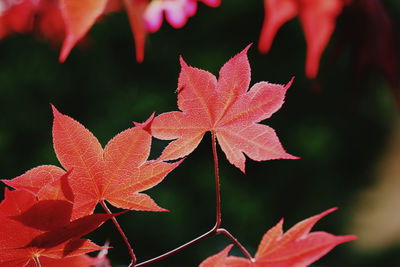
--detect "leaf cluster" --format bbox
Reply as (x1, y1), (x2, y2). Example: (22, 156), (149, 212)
(1, 47), (356, 266)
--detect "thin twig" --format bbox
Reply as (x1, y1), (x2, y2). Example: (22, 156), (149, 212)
(100, 200), (136, 266)
(211, 131), (221, 229)
(136, 131), (249, 266)
(135, 228), (216, 266)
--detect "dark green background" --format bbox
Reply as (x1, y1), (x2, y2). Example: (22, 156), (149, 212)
(1, 0), (399, 266)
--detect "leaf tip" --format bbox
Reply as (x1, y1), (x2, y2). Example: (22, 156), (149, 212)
(59, 34), (76, 63)
(179, 56), (188, 68)
(243, 43), (253, 54)
(50, 104), (60, 117)
(149, 205), (169, 212)
(133, 112), (155, 134)
(323, 207), (339, 216)
(288, 154), (300, 160)
(308, 207), (339, 228)
(173, 157), (186, 167)
(136, 48), (145, 64)
(285, 76), (295, 91)
(59, 39), (72, 63)
(344, 234), (358, 242)
(1, 179), (10, 188)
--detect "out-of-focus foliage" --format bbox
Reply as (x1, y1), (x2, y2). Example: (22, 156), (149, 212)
(0, 0), (399, 266)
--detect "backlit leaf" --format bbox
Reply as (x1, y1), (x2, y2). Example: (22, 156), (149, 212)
(151, 45), (297, 172)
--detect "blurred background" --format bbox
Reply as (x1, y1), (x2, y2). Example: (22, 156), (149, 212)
(1, 0), (400, 266)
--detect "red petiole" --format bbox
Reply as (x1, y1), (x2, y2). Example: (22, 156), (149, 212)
(135, 131), (251, 266)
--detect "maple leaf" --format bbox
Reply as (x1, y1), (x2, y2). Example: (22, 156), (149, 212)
(150, 45), (297, 172)
(3, 105), (181, 219)
(199, 208), (357, 267)
(0, 187), (113, 266)
(258, 0), (348, 79)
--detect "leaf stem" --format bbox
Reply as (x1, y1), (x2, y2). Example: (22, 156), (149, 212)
(216, 228), (253, 261)
(33, 255), (42, 267)
(135, 131), (247, 266)
(100, 200), (136, 266)
(136, 228), (216, 266)
(211, 131), (221, 229)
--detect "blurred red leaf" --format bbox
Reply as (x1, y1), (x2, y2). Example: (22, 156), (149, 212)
(122, 0), (148, 63)
(259, 0), (347, 79)
(0, 0), (220, 62)
(0, 0), (34, 39)
(58, 0), (108, 62)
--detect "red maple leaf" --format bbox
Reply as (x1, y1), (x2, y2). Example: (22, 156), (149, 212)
(199, 208), (357, 267)
(0, 182), (116, 266)
(3, 105), (181, 219)
(150, 45), (297, 173)
(258, 0), (349, 79)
